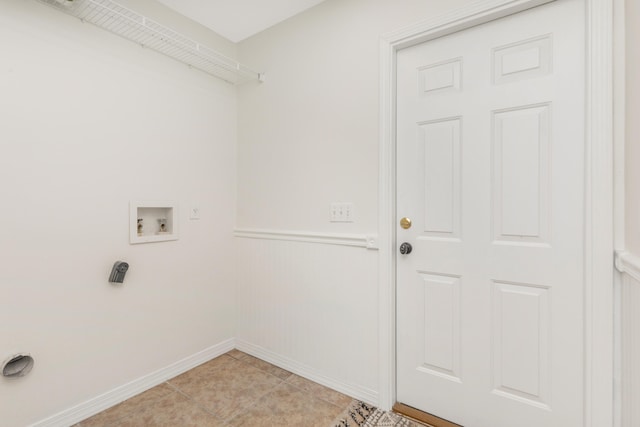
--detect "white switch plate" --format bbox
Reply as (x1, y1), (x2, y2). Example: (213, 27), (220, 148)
(189, 207), (201, 220)
(330, 202), (354, 222)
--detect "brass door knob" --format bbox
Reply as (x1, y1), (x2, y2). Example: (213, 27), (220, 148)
(400, 217), (412, 229)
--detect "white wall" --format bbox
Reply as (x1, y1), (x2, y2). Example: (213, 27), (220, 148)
(235, 0), (470, 403)
(0, 1), (237, 426)
(237, 0), (470, 233)
(235, 238), (380, 401)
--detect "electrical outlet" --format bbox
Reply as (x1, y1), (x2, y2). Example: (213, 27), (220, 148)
(330, 202), (354, 222)
(344, 203), (353, 222)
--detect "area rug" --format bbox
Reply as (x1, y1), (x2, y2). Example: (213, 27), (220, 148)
(333, 400), (416, 427)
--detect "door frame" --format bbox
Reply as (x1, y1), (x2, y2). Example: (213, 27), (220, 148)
(378, 0), (614, 425)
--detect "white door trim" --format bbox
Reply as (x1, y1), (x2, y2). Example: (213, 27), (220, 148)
(378, 0), (614, 426)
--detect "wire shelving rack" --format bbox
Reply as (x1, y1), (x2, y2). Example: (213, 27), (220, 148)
(36, 0), (264, 84)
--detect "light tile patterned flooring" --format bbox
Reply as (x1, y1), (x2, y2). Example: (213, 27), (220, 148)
(73, 349), (371, 426)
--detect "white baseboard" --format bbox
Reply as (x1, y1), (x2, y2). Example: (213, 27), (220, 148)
(30, 338), (235, 427)
(235, 339), (378, 406)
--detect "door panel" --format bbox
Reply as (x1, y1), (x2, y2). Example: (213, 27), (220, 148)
(491, 281), (550, 408)
(396, 1), (585, 426)
(420, 272), (461, 380)
(493, 104), (550, 242)
(421, 118), (461, 237)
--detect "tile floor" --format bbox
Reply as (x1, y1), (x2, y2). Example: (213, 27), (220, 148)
(73, 349), (407, 427)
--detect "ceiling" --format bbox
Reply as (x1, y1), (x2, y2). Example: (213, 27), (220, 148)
(155, 0), (328, 43)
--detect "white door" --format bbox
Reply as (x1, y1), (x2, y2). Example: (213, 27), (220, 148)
(396, 1), (585, 426)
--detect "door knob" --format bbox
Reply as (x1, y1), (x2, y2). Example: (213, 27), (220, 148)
(400, 217), (412, 229)
(399, 242), (413, 255)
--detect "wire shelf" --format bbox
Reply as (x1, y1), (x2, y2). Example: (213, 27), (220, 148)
(36, 0), (264, 84)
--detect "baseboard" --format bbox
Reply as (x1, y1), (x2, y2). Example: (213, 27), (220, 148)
(30, 338), (235, 427)
(235, 339), (378, 406)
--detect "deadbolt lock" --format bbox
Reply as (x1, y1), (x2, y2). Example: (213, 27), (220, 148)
(400, 217), (412, 229)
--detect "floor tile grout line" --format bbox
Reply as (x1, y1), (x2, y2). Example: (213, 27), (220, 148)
(226, 350), (354, 412)
(283, 378), (352, 411)
(221, 375), (287, 423)
(80, 389), (170, 427)
(164, 381), (232, 425)
(113, 385), (197, 427)
(165, 365), (288, 424)
(225, 379), (347, 427)
(232, 355), (296, 385)
(223, 381), (284, 426)
(268, 379), (350, 425)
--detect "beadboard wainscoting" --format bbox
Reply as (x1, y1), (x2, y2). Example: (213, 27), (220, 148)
(235, 230), (379, 404)
(617, 252), (640, 427)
